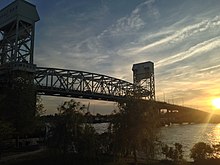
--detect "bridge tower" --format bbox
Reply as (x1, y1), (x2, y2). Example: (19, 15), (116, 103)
(0, 0), (39, 118)
(132, 61), (155, 100)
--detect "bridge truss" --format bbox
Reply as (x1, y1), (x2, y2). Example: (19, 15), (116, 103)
(35, 67), (148, 101)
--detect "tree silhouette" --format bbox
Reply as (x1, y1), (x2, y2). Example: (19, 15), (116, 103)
(48, 99), (85, 153)
(162, 143), (184, 163)
(190, 142), (213, 162)
(109, 98), (159, 164)
(0, 120), (14, 159)
(0, 73), (36, 147)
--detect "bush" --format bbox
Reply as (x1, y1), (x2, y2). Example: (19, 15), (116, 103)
(161, 143), (184, 163)
(190, 142), (213, 162)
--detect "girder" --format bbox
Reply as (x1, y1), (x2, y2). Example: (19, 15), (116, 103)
(35, 67), (149, 101)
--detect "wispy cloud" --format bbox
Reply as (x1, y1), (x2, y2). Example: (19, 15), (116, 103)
(199, 64), (220, 72)
(132, 16), (220, 53)
(99, 0), (159, 38)
(155, 36), (220, 68)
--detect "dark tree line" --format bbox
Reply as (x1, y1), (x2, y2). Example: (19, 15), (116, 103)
(46, 98), (160, 164)
(0, 72), (45, 156)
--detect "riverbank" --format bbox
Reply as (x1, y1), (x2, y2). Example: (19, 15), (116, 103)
(2, 150), (220, 165)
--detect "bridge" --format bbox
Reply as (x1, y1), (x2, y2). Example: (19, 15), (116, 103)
(35, 67), (138, 101)
(0, 1), (155, 101)
(0, 0), (218, 125)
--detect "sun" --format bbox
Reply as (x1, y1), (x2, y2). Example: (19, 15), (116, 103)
(212, 98), (220, 109)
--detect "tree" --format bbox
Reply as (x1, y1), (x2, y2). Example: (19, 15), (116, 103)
(0, 120), (15, 159)
(162, 143), (184, 163)
(36, 95), (46, 116)
(48, 99), (102, 164)
(48, 99), (86, 153)
(190, 142), (213, 162)
(109, 98), (160, 164)
(0, 73), (37, 148)
(78, 124), (99, 158)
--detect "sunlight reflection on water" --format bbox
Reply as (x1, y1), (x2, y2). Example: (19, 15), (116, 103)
(93, 123), (220, 161)
(160, 123), (220, 160)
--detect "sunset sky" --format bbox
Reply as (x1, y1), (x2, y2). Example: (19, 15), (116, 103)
(1, 0), (220, 114)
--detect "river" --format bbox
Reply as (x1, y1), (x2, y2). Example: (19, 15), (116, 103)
(160, 123), (220, 160)
(93, 123), (220, 160)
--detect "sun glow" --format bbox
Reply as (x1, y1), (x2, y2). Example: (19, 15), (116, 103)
(212, 98), (220, 109)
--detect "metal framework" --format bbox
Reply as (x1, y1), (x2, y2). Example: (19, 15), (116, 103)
(0, 0), (39, 87)
(132, 61), (155, 100)
(0, 0), (39, 66)
(34, 67), (149, 101)
(0, 20), (35, 65)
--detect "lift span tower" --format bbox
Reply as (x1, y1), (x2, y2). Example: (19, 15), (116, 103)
(132, 61), (155, 100)
(0, 0), (39, 69)
(0, 0), (39, 114)
(0, 0), (39, 85)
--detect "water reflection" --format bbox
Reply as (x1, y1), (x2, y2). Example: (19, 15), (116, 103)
(93, 123), (220, 160)
(210, 124), (220, 145)
(160, 123), (220, 160)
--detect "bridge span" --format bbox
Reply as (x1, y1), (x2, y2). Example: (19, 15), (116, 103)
(34, 67), (148, 101)
(33, 67), (204, 115)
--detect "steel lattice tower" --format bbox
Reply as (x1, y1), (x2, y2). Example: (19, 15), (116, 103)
(0, 0), (39, 117)
(132, 61), (155, 100)
(0, 0), (39, 86)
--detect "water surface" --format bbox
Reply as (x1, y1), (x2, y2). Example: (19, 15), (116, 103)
(93, 123), (220, 160)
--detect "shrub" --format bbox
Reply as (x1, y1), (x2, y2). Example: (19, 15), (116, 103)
(161, 143), (184, 162)
(190, 142), (213, 162)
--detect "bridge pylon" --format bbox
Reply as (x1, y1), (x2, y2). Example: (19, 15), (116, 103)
(0, 0), (39, 118)
(132, 61), (155, 100)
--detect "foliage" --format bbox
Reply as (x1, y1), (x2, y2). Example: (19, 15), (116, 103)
(0, 120), (15, 158)
(0, 120), (14, 142)
(98, 132), (113, 155)
(36, 95), (46, 116)
(109, 98), (160, 163)
(162, 143), (184, 162)
(47, 99), (105, 164)
(190, 142), (213, 162)
(48, 99), (86, 153)
(77, 124), (99, 158)
(0, 73), (36, 137)
(212, 144), (220, 158)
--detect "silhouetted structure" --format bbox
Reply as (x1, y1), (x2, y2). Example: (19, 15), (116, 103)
(0, 0), (215, 124)
(0, 0), (39, 119)
(132, 61), (155, 100)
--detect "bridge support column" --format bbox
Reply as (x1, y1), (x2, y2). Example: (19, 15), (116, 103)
(0, 0), (39, 131)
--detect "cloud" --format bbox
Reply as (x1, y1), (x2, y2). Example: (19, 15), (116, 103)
(155, 36), (220, 68)
(98, 0), (160, 38)
(199, 64), (220, 72)
(130, 16), (220, 53)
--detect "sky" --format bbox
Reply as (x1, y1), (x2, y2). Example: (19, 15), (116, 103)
(1, 0), (220, 114)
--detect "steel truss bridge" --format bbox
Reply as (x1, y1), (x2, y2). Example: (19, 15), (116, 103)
(0, 0), (153, 103)
(35, 67), (148, 101)
(1, 0), (217, 126)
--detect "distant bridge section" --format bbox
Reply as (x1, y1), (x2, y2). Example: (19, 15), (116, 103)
(34, 67), (148, 101)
